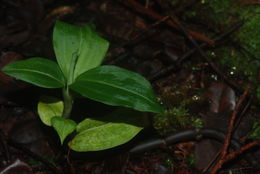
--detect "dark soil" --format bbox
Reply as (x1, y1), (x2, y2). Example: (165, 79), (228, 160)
(0, 0), (259, 174)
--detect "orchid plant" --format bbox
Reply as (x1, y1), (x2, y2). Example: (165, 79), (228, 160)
(2, 21), (164, 152)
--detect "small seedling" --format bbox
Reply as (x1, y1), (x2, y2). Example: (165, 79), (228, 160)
(2, 21), (164, 152)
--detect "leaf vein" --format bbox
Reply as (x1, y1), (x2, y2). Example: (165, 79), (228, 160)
(77, 78), (155, 106)
(6, 69), (64, 85)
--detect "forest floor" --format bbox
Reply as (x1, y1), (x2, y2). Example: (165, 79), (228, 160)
(0, 0), (259, 174)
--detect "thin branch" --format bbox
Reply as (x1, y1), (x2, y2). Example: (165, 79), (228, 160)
(224, 140), (260, 162)
(124, 0), (214, 45)
(148, 19), (244, 82)
(178, 20), (244, 64)
(233, 94), (253, 133)
(222, 89), (249, 157)
(210, 88), (249, 174)
(106, 16), (170, 65)
(169, 15), (244, 94)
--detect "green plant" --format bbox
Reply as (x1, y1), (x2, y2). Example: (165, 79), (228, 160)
(153, 106), (196, 135)
(2, 20), (164, 152)
(249, 119), (260, 140)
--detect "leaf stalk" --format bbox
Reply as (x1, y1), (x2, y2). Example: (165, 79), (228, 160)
(62, 86), (73, 118)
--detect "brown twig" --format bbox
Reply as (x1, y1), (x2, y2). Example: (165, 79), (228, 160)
(149, 20), (244, 82)
(124, 0), (214, 45)
(178, 20), (244, 64)
(202, 151), (221, 173)
(225, 140), (260, 162)
(222, 89), (248, 157)
(106, 16), (170, 65)
(168, 14), (256, 172)
(233, 94), (253, 133)
(168, 15), (244, 94)
(207, 141), (259, 173)
(210, 88), (249, 174)
(203, 91), (252, 173)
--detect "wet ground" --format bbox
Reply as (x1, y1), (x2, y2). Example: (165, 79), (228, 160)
(0, 0), (259, 174)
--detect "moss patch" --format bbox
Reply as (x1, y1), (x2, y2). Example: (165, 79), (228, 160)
(194, 0), (260, 86)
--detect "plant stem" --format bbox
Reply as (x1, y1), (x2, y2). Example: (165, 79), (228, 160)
(62, 86), (73, 118)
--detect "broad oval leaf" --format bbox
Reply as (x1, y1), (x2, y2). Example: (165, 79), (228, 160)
(77, 118), (105, 132)
(51, 117), (77, 144)
(70, 65), (164, 114)
(77, 108), (144, 133)
(2, 58), (65, 88)
(74, 24), (109, 79)
(53, 21), (80, 84)
(53, 20), (109, 84)
(69, 122), (142, 151)
(38, 96), (64, 126)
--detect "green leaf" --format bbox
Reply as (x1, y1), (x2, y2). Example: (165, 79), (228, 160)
(2, 58), (65, 88)
(74, 24), (109, 79)
(51, 117), (77, 144)
(77, 108), (144, 132)
(37, 96), (64, 126)
(70, 65), (164, 114)
(53, 20), (109, 84)
(69, 122), (142, 152)
(53, 21), (80, 84)
(77, 118), (105, 132)
(69, 108), (144, 152)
